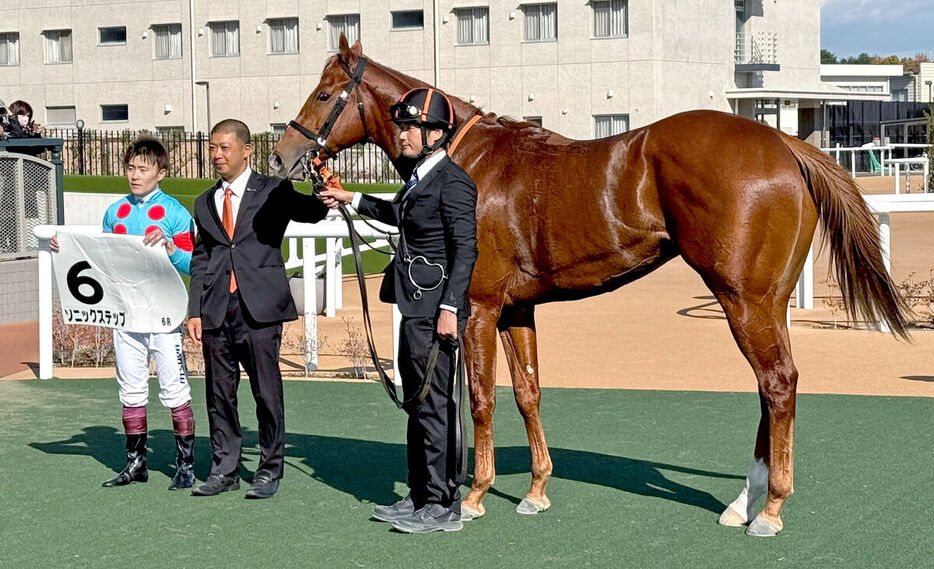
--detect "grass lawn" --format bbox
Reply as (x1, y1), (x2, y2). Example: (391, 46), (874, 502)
(64, 175), (399, 276)
(2, 380), (933, 568)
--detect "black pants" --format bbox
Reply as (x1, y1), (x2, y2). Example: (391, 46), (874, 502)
(202, 292), (285, 480)
(398, 315), (465, 511)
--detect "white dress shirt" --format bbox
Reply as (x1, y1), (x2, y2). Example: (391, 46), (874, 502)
(213, 166), (253, 222)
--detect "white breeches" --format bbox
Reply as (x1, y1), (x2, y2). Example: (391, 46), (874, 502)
(113, 329), (190, 408)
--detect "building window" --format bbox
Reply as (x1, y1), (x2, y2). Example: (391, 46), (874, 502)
(328, 14), (360, 51)
(593, 0), (627, 38)
(156, 126), (185, 135)
(43, 29), (73, 64)
(153, 24), (182, 59)
(101, 104), (129, 122)
(391, 10), (424, 30)
(271, 123), (287, 136)
(98, 26), (127, 46)
(594, 114), (629, 138)
(268, 18), (299, 54)
(523, 4), (557, 42)
(892, 89), (909, 102)
(523, 116), (543, 127)
(0, 32), (19, 66)
(209, 21), (240, 57)
(46, 106), (76, 126)
(455, 7), (489, 45)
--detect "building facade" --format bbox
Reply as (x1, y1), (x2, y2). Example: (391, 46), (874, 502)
(0, 1), (876, 143)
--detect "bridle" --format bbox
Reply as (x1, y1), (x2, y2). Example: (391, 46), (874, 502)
(286, 56), (370, 179)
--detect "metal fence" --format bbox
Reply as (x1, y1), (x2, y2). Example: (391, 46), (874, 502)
(42, 128), (403, 185)
(0, 152), (57, 259)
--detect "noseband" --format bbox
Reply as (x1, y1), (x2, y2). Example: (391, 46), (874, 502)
(287, 56), (370, 178)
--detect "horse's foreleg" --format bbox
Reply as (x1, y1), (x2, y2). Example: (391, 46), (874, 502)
(461, 303), (501, 521)
(717, 292), (798, 537)
(500, 304), (552, 515)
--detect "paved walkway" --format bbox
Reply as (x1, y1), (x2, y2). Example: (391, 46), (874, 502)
(0, 321), (38, 379)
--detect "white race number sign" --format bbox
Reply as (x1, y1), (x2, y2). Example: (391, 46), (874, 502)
(52, 230), (188, 333)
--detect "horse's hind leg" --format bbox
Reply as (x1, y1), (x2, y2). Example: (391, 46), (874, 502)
(462, 303), (501, 521)
(715, 291), (798, 537)
(500, 304), (553, 514)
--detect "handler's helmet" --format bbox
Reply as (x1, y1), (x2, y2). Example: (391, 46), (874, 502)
(390, 88), (457, 133)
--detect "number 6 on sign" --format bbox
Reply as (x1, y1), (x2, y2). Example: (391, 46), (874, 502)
(51, 230), (188, 333)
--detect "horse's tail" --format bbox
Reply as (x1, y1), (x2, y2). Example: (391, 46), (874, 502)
(783, 135), (911, 339)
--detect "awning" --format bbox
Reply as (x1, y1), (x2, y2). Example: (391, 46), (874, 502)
(726, 87), (888, 102)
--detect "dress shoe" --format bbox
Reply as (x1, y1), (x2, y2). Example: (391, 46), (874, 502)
(168, 434), (195, 490)
(191, 474), (239, 496)
(245, 474), (279, 499)
(102, 433), (148, 488)
(371, 495), (416, 523)
(391, 503), (463, 534)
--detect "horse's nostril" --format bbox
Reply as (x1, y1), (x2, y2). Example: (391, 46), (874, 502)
(269, 154), (282, 170)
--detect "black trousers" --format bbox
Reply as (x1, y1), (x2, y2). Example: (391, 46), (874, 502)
(202, 292), (285, 480)
(398, 315), (465, 511)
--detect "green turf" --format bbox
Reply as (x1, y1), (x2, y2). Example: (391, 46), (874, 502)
(1, 380), (932, 568)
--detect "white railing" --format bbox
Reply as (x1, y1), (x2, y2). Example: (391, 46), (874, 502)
(735, 31), (778, 65)
(820, 144), (931, 191)
(32, 193), (402, 380)
(795, 193), (934, 332)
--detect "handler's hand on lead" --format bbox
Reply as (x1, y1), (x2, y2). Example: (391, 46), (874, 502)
(49, 234), (60, 252)
(437, 309), (458, 340)
(319, 187), (353, 209)
(187, 317), (203, 347)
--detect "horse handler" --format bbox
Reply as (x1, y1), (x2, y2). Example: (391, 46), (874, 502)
(320, 88), (478, 533)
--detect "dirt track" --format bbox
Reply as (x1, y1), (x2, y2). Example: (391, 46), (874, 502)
(5, 175), (934, 397)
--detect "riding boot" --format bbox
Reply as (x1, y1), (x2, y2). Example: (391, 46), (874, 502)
(168, 434), (195, 490)
(102, 433), (148, 487)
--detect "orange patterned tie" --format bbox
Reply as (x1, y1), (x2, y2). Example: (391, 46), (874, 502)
(222, 188), (238, 293)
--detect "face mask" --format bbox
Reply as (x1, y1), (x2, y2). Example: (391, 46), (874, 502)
(17, 115), (28, 127)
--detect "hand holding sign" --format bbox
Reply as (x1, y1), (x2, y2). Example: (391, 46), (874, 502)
(51, 230), (188, 333)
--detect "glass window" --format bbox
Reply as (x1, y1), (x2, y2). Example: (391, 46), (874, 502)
(46, 106), (76, 126)
(101, 104), (129, 122)
(593, 0), (627, 38)
(0, 32), (20, 66)
(271, 123), (287, 136)
(268, 18), (299, 54)
(523, 4), (557, 42)
(328, 14), (360, 51)
(209, 21), (240, 57)
(594, 114), (629, 138)
(455, 7), (489, 45)
(99, 26), (126, 45)
(523, 116), (543, 126)
(43, 29), (73, 64)
(392, 10), (424, 30)
(153, 24), (182, 59)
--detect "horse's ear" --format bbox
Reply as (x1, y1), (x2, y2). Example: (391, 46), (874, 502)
(338, 33), (351, 59)
(350, 39), (363, 57)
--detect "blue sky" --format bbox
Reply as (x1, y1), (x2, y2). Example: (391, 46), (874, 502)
(821, 0), (934, 58)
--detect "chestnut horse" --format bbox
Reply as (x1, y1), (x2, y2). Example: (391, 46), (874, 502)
(269, 38), (909, 537)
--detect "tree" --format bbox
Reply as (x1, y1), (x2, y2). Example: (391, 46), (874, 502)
(840, 52), (872, 64)
(821, 48), (838, 64)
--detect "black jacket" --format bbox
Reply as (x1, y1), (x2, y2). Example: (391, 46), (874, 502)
(188, 171), (329, 329)
(356, 155), (478, 318)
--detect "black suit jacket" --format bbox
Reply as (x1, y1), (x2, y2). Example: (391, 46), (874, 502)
(356, 155), (478, 318)
(188, 171), (329, 329)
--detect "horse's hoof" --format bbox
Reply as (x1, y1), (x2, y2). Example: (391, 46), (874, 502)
(461, 502), (485, 522)
(746, 514), (782, 537)
(516, 497), (550, 515)
(718, 504), (748, 527)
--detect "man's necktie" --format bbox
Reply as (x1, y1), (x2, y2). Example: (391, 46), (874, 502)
(400, 172), (418, 220)
(222, 188), (238, 293)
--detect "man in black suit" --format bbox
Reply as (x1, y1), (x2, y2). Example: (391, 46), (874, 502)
(187, 119), (329, 499)
(320, 88), (478, 532)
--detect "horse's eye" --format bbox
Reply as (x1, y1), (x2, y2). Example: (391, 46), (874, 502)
(317, 92), (331, 102)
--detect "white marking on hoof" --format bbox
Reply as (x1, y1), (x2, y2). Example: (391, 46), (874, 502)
(516, 497), (549, 515)
(718, 504), (748, 527)
(461, 503), (484, 521)
(746, 514), (783, 537)
(525, 364), (534, 375)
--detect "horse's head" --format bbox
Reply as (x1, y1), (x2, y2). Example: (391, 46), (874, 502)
(269, 35), (377, 180)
